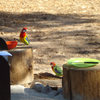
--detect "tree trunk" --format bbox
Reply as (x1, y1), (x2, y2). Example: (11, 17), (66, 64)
(62, 64), (100, 100)
(8, 47), (34, 85)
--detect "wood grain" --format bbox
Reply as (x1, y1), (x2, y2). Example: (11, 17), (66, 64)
(63, 64), (100, 100)
(8, 47), (34, 84)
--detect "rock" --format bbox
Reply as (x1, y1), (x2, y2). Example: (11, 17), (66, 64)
(54, 94), (66, 100)
(48, 90), (57, 97)
(48, 88), (63, 97)
(32, 82), (45, 92)
(55, 88), (63, 96)
(41, 85), (52, 93)
(34, 79), (62, 88)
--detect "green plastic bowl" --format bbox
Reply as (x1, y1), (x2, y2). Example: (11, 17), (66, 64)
(67, 58), (100, 68)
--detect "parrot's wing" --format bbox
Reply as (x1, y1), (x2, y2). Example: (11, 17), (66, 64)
(26, 36), (29, 42)
(54, 66), (62, 74)
(25, 36), (29, 45)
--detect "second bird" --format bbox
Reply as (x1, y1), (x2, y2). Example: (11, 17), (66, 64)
(20, 27), (29, 45)
(50, 62), (63, 77)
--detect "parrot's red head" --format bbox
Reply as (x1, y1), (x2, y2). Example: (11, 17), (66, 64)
(50, 62), (56, 67)
(21, 27), (27, 33)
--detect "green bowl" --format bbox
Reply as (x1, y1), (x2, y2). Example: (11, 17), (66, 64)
(67, 58), (100, 68)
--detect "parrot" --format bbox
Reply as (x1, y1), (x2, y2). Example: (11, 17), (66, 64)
(20, 27), (29, 45)
(50, 62), (63, 77)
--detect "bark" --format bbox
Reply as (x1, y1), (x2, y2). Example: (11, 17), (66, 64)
(8, 47), (34, 84)
(62, 64), (100, 100)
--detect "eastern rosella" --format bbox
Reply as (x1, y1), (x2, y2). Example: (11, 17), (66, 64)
(20, 27), (29, 45)
(50, 62), (63, 77)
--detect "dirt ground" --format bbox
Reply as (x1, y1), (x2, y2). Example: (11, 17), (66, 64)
(0, 0), (100, 79)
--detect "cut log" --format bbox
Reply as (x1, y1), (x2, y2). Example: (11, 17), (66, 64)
(8, 47), (34, 84)
(62, 64), (100, 100)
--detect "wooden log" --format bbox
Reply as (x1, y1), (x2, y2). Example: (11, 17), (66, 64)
(62, 64), (100, 100)
(8, 47), (34, 85)
(62, 65), (71, 100)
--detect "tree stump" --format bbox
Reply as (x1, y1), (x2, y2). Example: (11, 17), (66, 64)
(62, 64), (100, 100)
(8, 47), (34, 85)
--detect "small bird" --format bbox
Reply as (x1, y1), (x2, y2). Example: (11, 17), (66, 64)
(20, 27), (29, 45)
(50, 62), (63, 77)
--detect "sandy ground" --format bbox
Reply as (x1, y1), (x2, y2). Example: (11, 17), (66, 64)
(0, 14), (100, 75)
(0, 0), (100, 88)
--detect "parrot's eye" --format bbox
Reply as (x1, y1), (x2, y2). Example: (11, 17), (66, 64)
(23, 30), (26, 32)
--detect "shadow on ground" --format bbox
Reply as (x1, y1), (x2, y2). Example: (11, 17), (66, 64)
(0, 11), (100, 57)
(34, 72), (62, 79)
(0, 11), (99, 32)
